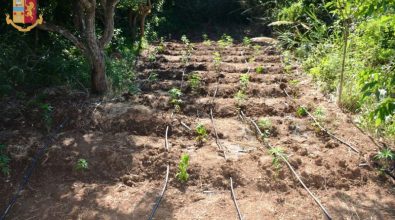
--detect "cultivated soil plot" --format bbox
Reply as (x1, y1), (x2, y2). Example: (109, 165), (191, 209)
(0, 38), (394, 219)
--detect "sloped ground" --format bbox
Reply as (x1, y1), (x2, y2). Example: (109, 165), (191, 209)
(0, 38), (394, 219)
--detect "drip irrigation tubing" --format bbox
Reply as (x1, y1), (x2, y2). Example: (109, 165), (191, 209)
(209, 79), (228, 160)
(1, 118), (68, 220)
(240, 111), (333, 220)
(230, 177), (243, 220)
(148, 113), (172, 220)
(283, 89), (360, 154)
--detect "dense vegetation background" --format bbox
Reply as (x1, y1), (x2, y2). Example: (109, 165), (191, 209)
(0, 0), (393, 141)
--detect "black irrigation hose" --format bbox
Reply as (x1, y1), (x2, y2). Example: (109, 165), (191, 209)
(283, 89), (360, 154)
(1, 118), (68, 220)
(230, 177), (243, 220)
(148, 165), (170, 220)
(239, 111), (333, 220)
(148, 117), (172, 220)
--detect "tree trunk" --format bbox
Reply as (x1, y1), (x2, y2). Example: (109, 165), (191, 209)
(90, 52), (107, 94)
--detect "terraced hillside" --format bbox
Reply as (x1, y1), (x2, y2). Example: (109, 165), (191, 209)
(0, 38), (394, 219)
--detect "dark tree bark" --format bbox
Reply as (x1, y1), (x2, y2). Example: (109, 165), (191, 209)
(38, 0), (120, 94)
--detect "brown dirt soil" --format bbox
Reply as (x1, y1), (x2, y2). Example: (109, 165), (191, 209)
(0, 38), (394, 220)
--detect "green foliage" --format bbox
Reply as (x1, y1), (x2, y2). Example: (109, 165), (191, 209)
(195, 123), (208, 143)
(271, 0), (394, 141)
(188, 73), (202, 92)
(313, 107), (326, 120)
(106, 50), (138, 94)
(374, 148), (395, 161)
(218, 34), (234, 48)
(148, 72), (159, 82)
(373, 148), (394, 175)
(239, 74), (250, 89)
(269, 147), (286, 171)
(75, 159), (89, 171)
(258, 118), (272, 138)
(176, 154), (190, 183)
(289, 79), (300, 86)
(296, 106), (308, 117)
(234, 90), (247, 104)
(255, 66), (265, 74)
(213, 52), (222, 71)
(169, 88), (183, 110)
(0, 144), (10, 176)
(202, 34), (212, 46)
(243, 37), (252, 47)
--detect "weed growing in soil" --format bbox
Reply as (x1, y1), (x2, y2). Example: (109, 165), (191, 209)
(269, 147), (286, 173)
(253, 45), (261, 55)
(313, 107), (326, 121)
(169, 88), (183, 110)
(202, 34), (212, 46)
(181, 35), (190, 45)
(213, 52), (222, 71)
(243, 37), (252, 47)
(239, 74), (250, 90)
(374, 148), (394, 175)
(234, 90), (247, 105)
(157, 37), (165, 53)
(40, 103), (53, 132)
(188, 73), (201, 92)
(296, 106), (308, 117)
(0, 144), (10, 176)
(176, 154), (190, 183)
(195, 123), (208, 143)
(258, 118), (272, 138)
(148, 72), (159, 82)
(75, 159), (89, 171)
(289, 79), (300, 86)
(256, 66), (264, 74)
(218, 34), (233, 49)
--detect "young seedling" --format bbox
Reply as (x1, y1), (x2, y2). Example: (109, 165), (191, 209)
(213, 52), (222, 71)
(176, 154), (190, 183)
(255, 66), (264, 74)
(202, 34), (212, 46)
(148, 72), (159, 82)
(258, 118), (272, 138)
(75, 158), (89, 171)
(313, 107), (326, 121)
(218, 34), (233, 49)
(181, 35), (190, 45)
(169, 88), (183, 111)
(243, 36), (252, 47)
(253, 45), (261, 55)
(289, 79), (300, 86)
(296, 106), (308, 117)
(157, 37), (165, 53)
(0, 144), (10, 176)
(234, 90), (247, 105)
(195, 123), (208, 143)
(269, 147), (286, 173)
(188, 73), (201, 92)
(239, 74), (250, 90)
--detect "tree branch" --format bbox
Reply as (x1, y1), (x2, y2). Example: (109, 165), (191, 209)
(38, 22), (87, 53)
(99, 0), (120, 49)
